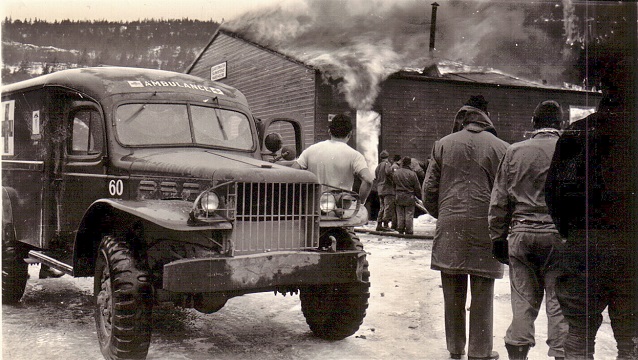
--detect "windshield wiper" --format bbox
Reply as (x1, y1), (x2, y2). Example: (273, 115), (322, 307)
(211, 100), (228, 140)
(123, 92), (157, 123)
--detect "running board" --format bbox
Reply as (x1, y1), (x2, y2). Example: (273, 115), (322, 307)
(27, 250), (74, 275)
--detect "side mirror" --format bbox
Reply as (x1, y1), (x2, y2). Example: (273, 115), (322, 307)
(259, 118), (304, 160)
(280, 145), (296, 161)
(264, 133), (283, 153)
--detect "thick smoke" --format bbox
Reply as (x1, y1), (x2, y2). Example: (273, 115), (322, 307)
(225, 0), (433, 111)
(223, 0), (590, 165)
(225, 0), (577, 110)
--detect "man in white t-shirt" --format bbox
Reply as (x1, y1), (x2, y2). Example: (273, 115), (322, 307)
(293, 113), (374, 204)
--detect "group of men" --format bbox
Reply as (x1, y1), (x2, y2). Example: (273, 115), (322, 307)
(292, 65), (636, 360)
(374, 151), (422, 235)
(423, 83), (636, 360)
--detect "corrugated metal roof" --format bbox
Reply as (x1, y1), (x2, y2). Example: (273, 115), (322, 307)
(443, 72), (552, 88)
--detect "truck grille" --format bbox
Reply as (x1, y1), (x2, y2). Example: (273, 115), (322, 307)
(230, 182), (320, 254)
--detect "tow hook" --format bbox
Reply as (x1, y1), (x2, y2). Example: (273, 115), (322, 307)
(328, 236), (337, 252)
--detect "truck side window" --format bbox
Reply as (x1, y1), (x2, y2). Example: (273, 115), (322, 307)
(70, 109), (103, 155)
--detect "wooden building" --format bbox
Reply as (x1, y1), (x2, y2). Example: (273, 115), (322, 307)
(186, 29), (601, 164)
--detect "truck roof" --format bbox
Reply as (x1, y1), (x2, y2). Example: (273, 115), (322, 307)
(1, 66), (248, 105)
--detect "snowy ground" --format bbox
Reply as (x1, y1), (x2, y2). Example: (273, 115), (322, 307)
(2, 225), (618, 360)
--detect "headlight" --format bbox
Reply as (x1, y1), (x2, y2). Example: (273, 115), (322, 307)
(188, 181), (235, 225)
(195, 191), (220, 213)
(319, 190), (359, 218)
(339, 194), (357, 210)
(320, 193), (337, 212)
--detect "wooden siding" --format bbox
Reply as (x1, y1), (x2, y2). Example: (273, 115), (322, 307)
(188, 33), (316, 147)
(377, 77), (601, 163)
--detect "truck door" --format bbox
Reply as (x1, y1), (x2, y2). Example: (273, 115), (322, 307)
(55, 101), (109, 248)
(1, 92), (46, 247)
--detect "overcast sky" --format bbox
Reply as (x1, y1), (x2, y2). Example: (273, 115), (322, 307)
(2, 0), (280, 22)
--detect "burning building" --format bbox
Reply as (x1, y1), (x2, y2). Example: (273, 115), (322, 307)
(185, 27), (599, 167)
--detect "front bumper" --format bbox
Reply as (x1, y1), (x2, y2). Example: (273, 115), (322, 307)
(163, 250), (367, 293)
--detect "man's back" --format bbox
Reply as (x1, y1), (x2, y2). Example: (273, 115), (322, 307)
(375, 160), (395, 195)
(546, 110), (636, 237)
(295, 139), (368, 191)
(501, 131), (559, 223)
(429, 128), (508, 218)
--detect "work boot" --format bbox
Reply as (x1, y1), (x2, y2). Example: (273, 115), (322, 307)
(505, 344), (529, 360)
(468, 351), (499, 360)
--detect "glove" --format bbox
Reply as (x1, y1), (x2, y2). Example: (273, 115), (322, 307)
(492, 239), (509, 265)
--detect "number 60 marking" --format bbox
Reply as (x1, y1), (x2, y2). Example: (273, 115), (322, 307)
(108, 179), (124, 196)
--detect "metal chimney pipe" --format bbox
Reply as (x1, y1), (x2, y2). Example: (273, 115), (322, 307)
(429, 2), (439, 53)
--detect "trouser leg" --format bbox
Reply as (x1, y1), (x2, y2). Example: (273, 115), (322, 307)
(607, 271), (638, 359)
(404, 205), (415, 234)
(396, 205), (406, 232)
(545, 266), (568, 358)
(505, 232), (543, 349)
(468, 275), (495, 358)
(385, 195), (397, 229)
(441, 272), (468, 355)
(376, 195), (385, 224)
(556, 272), (604, 360)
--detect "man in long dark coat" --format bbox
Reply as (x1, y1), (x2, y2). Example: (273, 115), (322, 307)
(545, 61), (638, 360)
(422, 95), (508, 360)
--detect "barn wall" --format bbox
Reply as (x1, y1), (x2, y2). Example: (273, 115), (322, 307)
(188, 32), (317, 148)
(377, 77), (601, 163)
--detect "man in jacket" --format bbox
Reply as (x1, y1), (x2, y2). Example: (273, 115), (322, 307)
(489, 100), (567, 360)
(375, 150), (395, 231)
(545, 62), (638, 360)
(422, 95), (508, 360)
(393, 157), (421, 235)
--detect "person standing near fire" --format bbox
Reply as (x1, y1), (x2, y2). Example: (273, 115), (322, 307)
(393, 156), (421, 235)
(292, 113), (374, 205)
(545, 60), (638, 360)
(374, 150), (396, 231)
(422, 95), (508, 360)
(489, 100), (568, 360)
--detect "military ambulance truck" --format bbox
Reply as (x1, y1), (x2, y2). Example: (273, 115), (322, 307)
(1, 67), (370, 360)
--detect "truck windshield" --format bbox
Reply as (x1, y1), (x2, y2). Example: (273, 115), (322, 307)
(115, 103), (253, 150)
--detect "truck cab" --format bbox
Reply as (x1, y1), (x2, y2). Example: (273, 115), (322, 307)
(2, 67), (369, 360)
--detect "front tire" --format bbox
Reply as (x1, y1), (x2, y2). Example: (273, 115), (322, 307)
(300, 228), (370, 340)
(2, 223), (28, 304)
(94, 235), (153, 360)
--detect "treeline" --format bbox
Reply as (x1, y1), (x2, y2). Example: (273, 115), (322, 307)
(1, 18), (220, 83)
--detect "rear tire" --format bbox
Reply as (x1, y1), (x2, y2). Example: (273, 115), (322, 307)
(2, 223), (28, 304)
(94, 235), (153, 360)
(300, 228), (370, 340)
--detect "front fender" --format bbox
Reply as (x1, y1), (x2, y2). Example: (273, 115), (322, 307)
(73, 199), (233, 277)
(86, 199), (232, 232)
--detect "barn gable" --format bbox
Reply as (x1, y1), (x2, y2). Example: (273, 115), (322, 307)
(187, 29), (318, 147)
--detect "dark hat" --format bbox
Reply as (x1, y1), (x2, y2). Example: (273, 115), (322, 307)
(401, 156), (412, 167)
(380, 150), (389, 158)
(532, 100), (563, 128)
(465, 95), (489, 113)
(393, 154), (402, 162)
